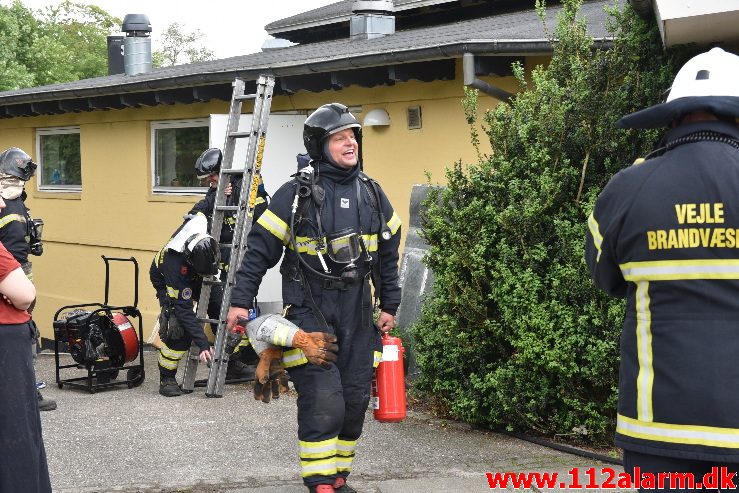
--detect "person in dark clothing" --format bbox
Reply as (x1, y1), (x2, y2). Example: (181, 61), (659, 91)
(0, 147), (55, 412)
(150, 213), (220, 397)
(188, 148), (269, 377)
(226, 103), (402, 493)
(586, 48), (739, 492)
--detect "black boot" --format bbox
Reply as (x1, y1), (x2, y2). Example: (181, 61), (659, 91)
(333, 477), (357, 493)
(226, 359), (255, 381)
(37, 390), (57, 411)
(159, 376), (182, 397)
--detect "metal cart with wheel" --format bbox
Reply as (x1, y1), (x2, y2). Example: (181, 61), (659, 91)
(53, 256), (145, 393)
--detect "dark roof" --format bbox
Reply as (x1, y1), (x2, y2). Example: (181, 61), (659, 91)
(0, 0), (615, 116)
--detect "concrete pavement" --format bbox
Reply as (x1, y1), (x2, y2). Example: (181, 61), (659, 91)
(35, 351), (626, 493)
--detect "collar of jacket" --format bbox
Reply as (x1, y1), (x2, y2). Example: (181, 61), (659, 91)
(316, 160), (359, 185)
(665, 120), (739, 144)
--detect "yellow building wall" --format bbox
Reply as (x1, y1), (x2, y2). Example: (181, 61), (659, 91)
(0, 57), (527, 342)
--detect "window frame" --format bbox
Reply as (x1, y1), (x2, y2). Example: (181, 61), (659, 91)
(35, 126), (82, 192)
(150, 118), (210, 195)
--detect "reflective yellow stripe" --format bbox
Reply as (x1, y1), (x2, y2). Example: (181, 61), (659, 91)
(587, 211), (603, 262)
(620, 259), (739, 281)
(635, 281), (653, 422)
(0, 213), (24, 229)
(299, 437), (337, 459)
(387, 211), (401, 235)
(282, 348), (308, 368)
(159, 343), (186, 360)
(617, 414), (739, 448)
(157, 352), (179, 370)
(336, 438), (356, 455)
(336, 457), (354, 473)
(155, 247), (166, 266)
(257, 209), (290, 245)
(287, 235), (326, 255)
(300, 457), (337, 477)
(272, 323), (291, 346)
(255, 197), (266, 205)
(362, 234), (378, 252)
(166, 286), (179, 299)
(373, 350), (382, 368)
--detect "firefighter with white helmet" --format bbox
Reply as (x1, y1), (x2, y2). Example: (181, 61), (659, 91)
(586, 48), (739, 488)
(150, 213), (220, 397)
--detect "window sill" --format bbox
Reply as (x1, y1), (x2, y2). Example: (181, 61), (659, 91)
(148, 191), (205, 204)
(32, 189), (82, 200)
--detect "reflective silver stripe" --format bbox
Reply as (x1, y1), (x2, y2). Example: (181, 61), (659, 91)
(635, 281), (653, 422)
(272, 324), (291, 346)
(362, 234), (378, 252)
(159, 344), (185, 360)
(617, 414), (739, 448)
(387, 211), (401, 235)
(620, 259), (739, 281)
(287, 236), (325, 255)
(257, 209), (290, 245)
(587, 211), (603, 262)
(166, 286), (179, 299)
(336, 457), (354, 472)
(300, 458), (337, 477)
(157, 352), (179, 370)
(336, 439), (357, 453)
(299, 437), (337, 457)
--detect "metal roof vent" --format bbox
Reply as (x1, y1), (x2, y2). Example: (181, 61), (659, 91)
(350, 1), (395, 41)
(122, 14), (152, 76)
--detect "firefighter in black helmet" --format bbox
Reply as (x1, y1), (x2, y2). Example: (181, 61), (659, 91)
(227, 103), (402, 493)
(188, 147), (269, 379)
(0, 147), (54, 412)
(586, 48), (739, 490)
(150, 213), (221, 397)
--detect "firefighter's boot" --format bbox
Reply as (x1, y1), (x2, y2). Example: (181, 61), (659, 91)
(159, 376), (182, 397)
(333, 477), (356, 493)
(226, 359), (256, 381)
(37, 390), (57, 411)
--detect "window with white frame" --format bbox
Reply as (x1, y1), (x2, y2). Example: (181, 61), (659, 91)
(36, 126), (81, 190)
(151, 119), (209, 193)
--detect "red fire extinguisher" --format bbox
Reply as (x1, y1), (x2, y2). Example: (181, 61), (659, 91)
(372, 333), (406, 422)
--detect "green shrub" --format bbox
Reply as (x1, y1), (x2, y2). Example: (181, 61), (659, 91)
(410, 0), (695, 443)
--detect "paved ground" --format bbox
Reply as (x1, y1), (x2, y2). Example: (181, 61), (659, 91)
(35, 351), (627, 493)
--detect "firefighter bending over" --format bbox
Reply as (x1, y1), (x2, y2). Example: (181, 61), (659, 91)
(150, 213), (220, 397)
(586, 48), (739, 491)
(226, 103), (402, 493)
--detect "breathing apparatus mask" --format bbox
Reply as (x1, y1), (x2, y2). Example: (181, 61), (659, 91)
(325, 227), (364, 285)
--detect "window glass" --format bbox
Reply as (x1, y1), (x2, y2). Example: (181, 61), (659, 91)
(36, 127), (81, 190)
(152, 120), (208, 192)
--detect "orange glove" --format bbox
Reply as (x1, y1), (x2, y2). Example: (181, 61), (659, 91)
(292, 330), (339, 368)
(254, 347), (288, 403)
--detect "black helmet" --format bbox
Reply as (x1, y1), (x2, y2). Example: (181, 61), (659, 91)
(303, 103), (361, 160)
(182, 233), (219, 276)
(0, 147), (37, 181)
(194, 148), (222, 179)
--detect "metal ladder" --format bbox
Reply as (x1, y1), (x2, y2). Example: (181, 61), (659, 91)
(180, 74), (275, 397)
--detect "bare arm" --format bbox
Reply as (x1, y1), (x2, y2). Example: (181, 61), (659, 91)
(0, 266), (36, 310)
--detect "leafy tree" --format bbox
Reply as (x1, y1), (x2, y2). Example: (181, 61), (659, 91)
(0, 0), (119, 90)
(153, 22), (215, 67)
(410, 0), (697, 443)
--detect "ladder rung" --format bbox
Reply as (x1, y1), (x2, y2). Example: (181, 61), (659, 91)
(229, 131), (254, 138)
(218, 243), (233, 249)
(221, 168), (245, 174)
(216, 205), (239, 212)
(203, 279), (224, 286)
(198, 318), (221, 325)
(235, 94), (257, 101)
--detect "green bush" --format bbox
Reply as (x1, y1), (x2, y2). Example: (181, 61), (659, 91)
(410, 0), (695, 443)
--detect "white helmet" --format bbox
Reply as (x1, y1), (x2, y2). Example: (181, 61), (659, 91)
(618, 47), (739, 129)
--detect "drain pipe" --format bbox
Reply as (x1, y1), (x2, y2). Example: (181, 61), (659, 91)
(463, 52), (514, 102)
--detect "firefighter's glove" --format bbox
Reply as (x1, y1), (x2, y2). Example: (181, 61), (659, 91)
(254, 347), (288, 403)
(292, 330), (338, 369)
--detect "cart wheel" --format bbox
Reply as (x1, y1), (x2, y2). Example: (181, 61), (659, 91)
(109, 370), (120, 380)
(58, 383), (63, 389)
(127, 368), (144, 388)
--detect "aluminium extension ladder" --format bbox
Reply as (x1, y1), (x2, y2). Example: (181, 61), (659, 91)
(180, 74), (275, 397)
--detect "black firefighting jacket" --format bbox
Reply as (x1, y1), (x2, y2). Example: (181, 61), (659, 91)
(0, 196), (30, 264)
(230, 160), (402, 316)
(149, 247), (209, 351)
(586, 120), (739, 461)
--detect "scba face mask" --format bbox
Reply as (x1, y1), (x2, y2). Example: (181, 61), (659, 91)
(325, 228), (363, 285)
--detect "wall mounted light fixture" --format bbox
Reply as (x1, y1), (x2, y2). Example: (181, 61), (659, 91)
(363, 108), (391, 126)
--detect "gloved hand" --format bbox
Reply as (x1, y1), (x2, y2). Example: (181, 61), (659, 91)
(292, 330), (338, 368)
(254, 347), (288, 403)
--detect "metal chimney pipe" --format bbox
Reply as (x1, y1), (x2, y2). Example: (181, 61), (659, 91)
(350, 1), (395, 41)
(122, 14), (152, 76)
